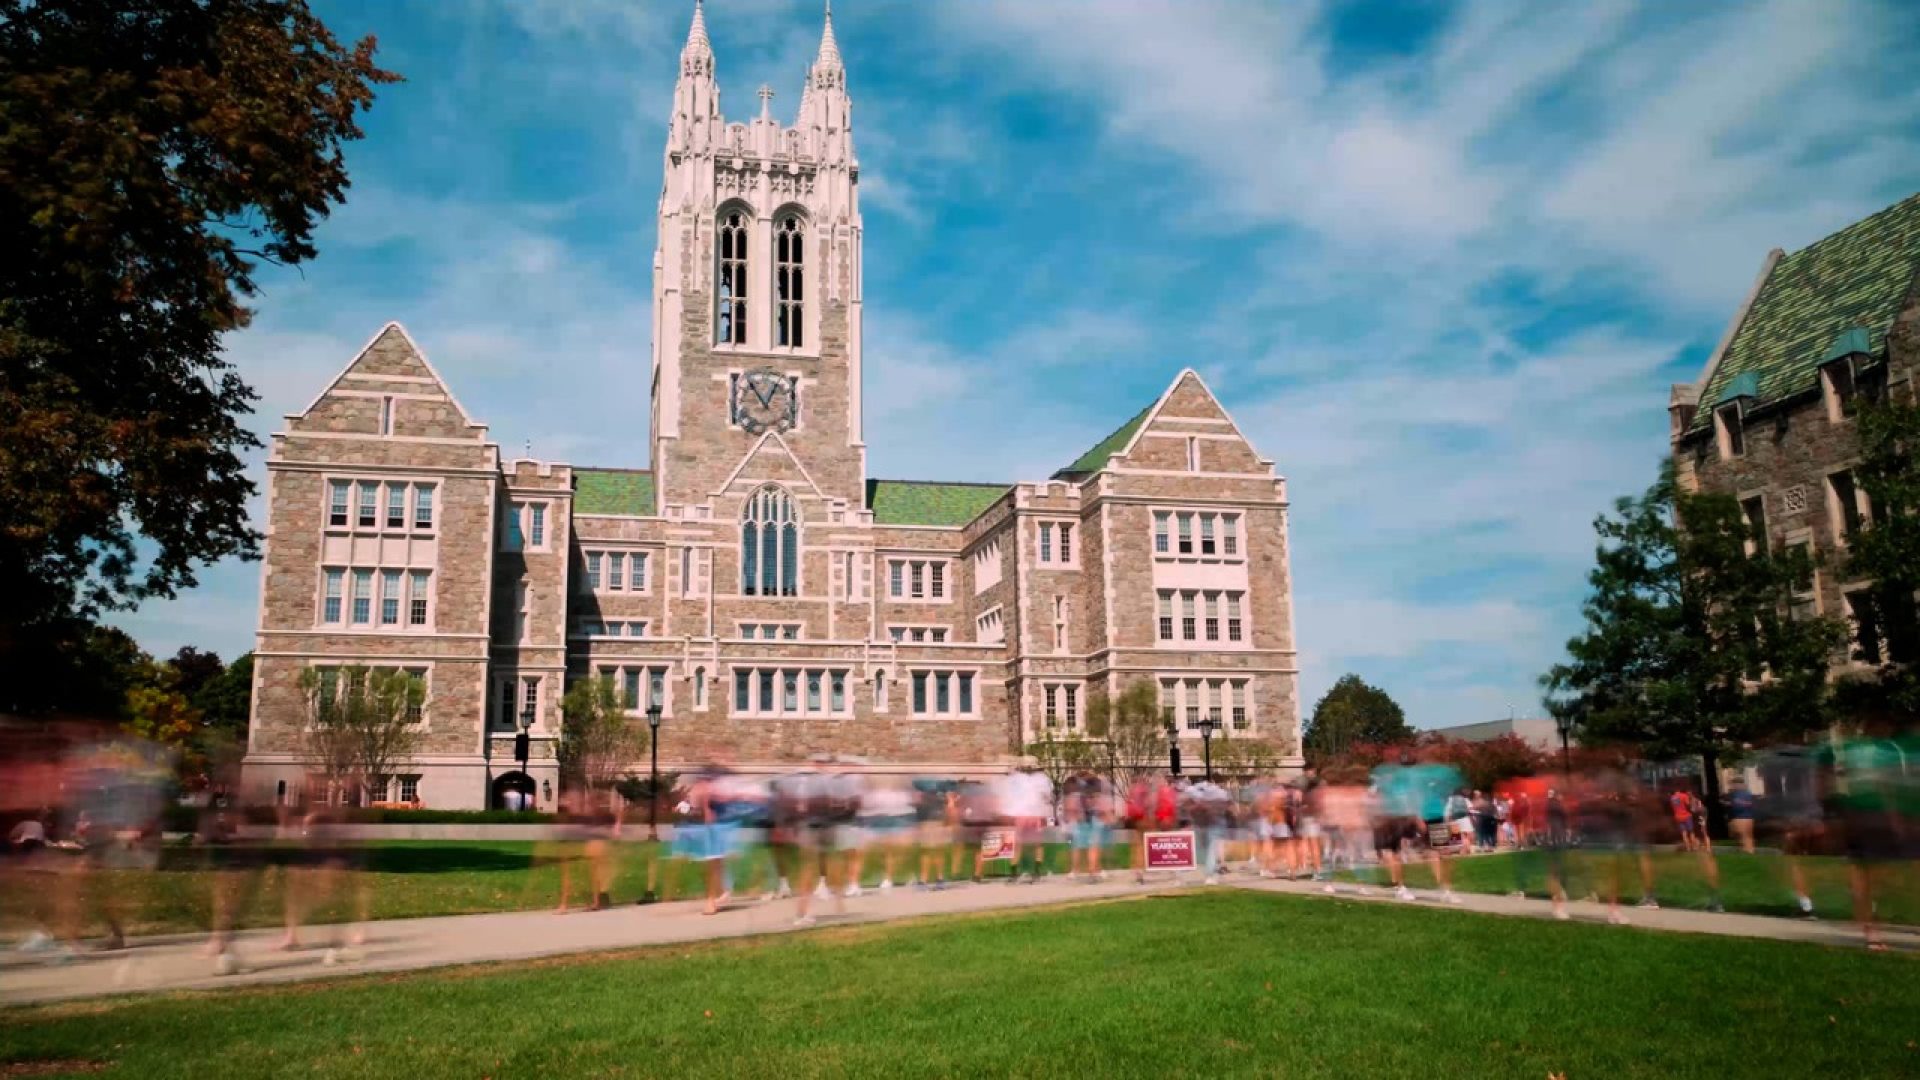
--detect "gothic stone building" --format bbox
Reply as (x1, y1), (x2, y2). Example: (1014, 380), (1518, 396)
(1670, 191), (1919, 668)
(243, 5), (1302, 809)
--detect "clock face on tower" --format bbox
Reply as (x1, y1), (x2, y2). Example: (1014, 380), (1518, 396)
(732, 367), (797, 434)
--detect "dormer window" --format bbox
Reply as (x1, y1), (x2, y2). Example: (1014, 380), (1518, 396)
(1821, 358), (1857, 423)
(1714, 403), (1745, 460)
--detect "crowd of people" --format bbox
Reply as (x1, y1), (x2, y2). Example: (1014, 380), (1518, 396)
(3, 726), (1915, 975)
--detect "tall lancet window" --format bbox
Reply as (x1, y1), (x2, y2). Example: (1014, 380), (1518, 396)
(775, 215), (805, 348)
(741, 485), (799, 597)
(716, 209), (749, 346)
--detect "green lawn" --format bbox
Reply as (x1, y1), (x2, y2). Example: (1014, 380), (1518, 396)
(3, 890), (1915, 1078)
(0, 839), (1101, 938)
(1334, 849), (1920, 924)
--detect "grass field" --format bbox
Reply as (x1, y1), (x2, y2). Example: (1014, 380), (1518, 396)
(1334, 848), (1920, 924)
(2, 890), (1916, 1079)
(5, 839), (1917, 939)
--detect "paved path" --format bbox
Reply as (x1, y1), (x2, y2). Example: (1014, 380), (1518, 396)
(4, 874), (1912, 1005)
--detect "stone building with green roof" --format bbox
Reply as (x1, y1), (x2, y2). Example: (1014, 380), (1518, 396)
(1670, 190), (1919, 669)
(243, 5), (1300, 808)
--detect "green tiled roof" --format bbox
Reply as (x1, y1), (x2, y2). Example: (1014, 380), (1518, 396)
(573, 468), (655, 516)
(1055, 403), (1153, 476)
(866, 479), (1009, 527)
(1693, 192), (1920, 431)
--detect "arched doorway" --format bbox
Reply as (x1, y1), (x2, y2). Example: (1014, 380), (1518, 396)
(491, 770), (536, 811)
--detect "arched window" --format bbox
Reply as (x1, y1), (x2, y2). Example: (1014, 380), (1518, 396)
(741, 486), (798, 596)
(716, 209), (749, 345)
(774, 214), (804, 348)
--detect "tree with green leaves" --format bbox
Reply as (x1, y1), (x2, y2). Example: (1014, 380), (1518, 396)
(1834, 393), (1920, 721)
(297, 665), (422, 805)
(1543, 460), (1845, 830)
(1209, 730), (1281, 781)
(559, 678), (646, 801)
(1302, 674), (1413, 765)
(0, 0), (399, 670)
(1026, 729), (1099, 814)
(1085, 680), (1168, 790)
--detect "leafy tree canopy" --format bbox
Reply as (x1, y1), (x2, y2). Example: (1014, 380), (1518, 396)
(1543, 460), (1844, 813)
(1302, 674), (1412, 765)
(1836, 392), (1920, 721)
(0, 0), (399, 661)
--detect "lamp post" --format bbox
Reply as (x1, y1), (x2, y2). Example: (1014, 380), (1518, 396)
(1555, 716), (1573, 778)
(1165, 719), (1182, 777)
(1197, 716), (1221, 781)
(647, 703), (663, 842)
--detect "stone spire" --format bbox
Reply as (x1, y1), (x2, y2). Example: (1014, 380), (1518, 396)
(816, 0), (842, 70)
(681, 0), (713, 78)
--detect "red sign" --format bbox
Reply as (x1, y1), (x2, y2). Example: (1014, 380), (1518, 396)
(1143, 830), (1196, 870)
(979, 828), (1018, 861)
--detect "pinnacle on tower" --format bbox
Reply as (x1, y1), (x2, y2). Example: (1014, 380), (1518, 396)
(682, 0), (714, 76)
(817, 0), (842, 68)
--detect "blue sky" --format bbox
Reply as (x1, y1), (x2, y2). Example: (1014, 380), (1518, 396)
(118, 0), (1920, 729)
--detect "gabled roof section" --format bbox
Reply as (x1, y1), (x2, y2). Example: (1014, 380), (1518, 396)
(574, 468), (655, 516)
(291, 321), (483, 431)
(1054, 403), (1153, 477)
(1691, 192), (1920, 431)
(866, 480), (1010, 527)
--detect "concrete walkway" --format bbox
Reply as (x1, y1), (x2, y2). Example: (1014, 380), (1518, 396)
(4, 873), (1912, 1005)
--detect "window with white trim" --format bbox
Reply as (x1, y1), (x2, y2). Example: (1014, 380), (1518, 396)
(1156, 589), (1248, 647)
(1040, 682), (1081, 731)
(502, 500), (551, 552)
(573, 619), (649, 639)
(739, 622), (801, 640)
(909, 670), (976, 716)
(328, 478), (437, 536)
(741, 486), (799, 596)
(581, 550), (649, 594)
(397, 775), (420, 803)
(1827, 469), (1870, 546)
(319, 566), (432, 630)
(716, 208), (748, 346)
(730, 667), (850, 718)
(1158, 676), (1252, 731)
(886, 558), (951, 602)
(598, 664), (669, 712)
(774, 213), (805, 348)
(1037, 521), (1076, 567)
(888, 625), (949, 644)
(1155, 510), (1243, 563)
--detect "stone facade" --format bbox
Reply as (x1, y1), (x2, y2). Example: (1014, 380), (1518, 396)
(1671, 192), (1920, 671)
(242, 5), (1302, 808)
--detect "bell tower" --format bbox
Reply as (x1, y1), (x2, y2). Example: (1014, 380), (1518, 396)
(650, 1), (866, 515)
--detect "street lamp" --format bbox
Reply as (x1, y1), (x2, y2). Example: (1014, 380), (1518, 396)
(1164, 719), (1182, 777)
(1196, 716), (1221, 781)
(646, 703), (663, 841)
(1554, 715), (1573, 778)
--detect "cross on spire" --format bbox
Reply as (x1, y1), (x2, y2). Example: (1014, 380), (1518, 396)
(757, 83), (775, 120)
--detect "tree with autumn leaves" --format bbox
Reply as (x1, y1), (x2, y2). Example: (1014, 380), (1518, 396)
(1, 0), (398, 705)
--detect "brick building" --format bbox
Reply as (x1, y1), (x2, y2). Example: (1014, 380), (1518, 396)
(241, 5), (1302, 809)
(1669, 191), (1919, 669)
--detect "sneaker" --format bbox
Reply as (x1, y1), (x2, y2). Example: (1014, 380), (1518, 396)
(1706, 899), (1724, 914)
(1606, 911), (1629, 926)
(1797, 895), (1815, 917)
(1321, 883), (1337, 895)
(15, 931), (51, 954)
(1259, 870), (1275, 879)
(879, 879), (893, 892)
(1441, 890), (1463, 905)
(214, 952), (240, 976)
(844, 884), (864, 899)
(1204, 876), (1219, 886)
(1553, 906), (1570, 922)
(813, 879), (831, 901)
(1636, 897), (1660, 910)
(1019, 873), (1035, 884)
(1394, 885), (1416, 902)
(777, 877), (793, 898)
(792, 915), (816, 929)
